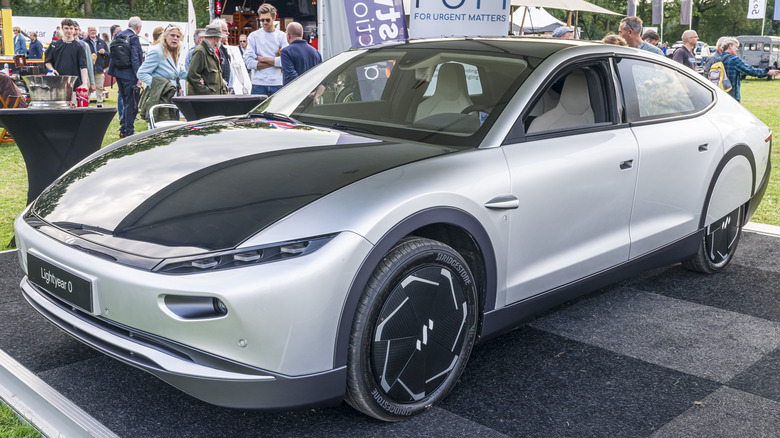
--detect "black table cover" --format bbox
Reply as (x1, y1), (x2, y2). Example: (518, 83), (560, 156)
(172, 94), (266, 121)
(0, 107), (116, 204)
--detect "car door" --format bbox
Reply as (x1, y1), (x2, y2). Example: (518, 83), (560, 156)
(614, 57), (721, 258)
(501, 61), (639, 305)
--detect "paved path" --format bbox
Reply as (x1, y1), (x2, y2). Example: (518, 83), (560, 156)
(1, 230), (779, 437)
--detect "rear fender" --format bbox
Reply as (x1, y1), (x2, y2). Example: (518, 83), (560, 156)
(700, 145), (755, 228)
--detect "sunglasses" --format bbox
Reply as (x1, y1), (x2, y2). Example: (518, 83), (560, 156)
(260, 18), (272, 23)
(165, 24), (181, 31)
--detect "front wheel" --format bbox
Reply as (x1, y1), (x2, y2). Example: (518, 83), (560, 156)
(683, 205), (743, 273)
(346, 237), (478, 421)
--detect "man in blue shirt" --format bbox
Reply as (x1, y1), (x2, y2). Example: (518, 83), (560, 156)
(719, 37), (779, 102)
(280, 22), (321, 85)
(619, 16), (663, 56)
(28, 32), (43, 59)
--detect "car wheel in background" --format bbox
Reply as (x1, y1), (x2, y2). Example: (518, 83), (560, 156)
(683, 206), (743, 273)
(345, 237), (478, 421)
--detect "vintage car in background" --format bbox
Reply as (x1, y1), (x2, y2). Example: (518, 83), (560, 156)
(738, 35), (780, 75)
(15, 38), (771, 421)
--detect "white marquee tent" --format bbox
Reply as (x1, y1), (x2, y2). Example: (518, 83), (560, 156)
(511, 7), (566, 34)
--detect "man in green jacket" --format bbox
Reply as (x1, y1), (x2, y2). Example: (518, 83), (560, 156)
(187, 24), (227, 95)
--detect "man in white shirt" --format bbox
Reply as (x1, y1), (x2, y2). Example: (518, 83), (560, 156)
(243, 3), (288, 96)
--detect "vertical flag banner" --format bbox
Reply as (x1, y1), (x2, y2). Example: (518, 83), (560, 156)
(680, 0), (691, 25)
(627, 0), (636, 17)
(409, 0), (510, 39)
(652, 0), (662, 24)
(748, 0), (766, 19)
(344, 0), (408, 49)
(775, 0), (780, 20)
(186, 0), (197, 50)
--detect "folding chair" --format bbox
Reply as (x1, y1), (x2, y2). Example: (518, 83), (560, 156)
(0, 95), (22, 143)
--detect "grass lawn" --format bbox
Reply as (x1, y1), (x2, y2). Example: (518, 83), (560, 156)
(0, 402), (41, 437)
(740, 77), (780, 225)
(2, 80), (780, 249)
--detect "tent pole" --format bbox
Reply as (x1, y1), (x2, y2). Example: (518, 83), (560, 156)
(574, 10), (578, 38)
(567, 11), (572, 26)
(510, 5), (514, 35)
(520, 7), (528, 35)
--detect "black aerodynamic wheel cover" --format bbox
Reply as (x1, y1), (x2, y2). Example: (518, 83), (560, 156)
(346, 237), (478, 421)
(705, 206), (742, 267)
(370, 264), (470, 403)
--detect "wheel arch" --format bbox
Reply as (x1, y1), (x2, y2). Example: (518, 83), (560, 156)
(333, 207), (498, 368)
(699, 144), (756, 229)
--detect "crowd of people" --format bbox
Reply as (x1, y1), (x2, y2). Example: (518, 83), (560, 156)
(23, 3), (322, 137)
(591, 15), (780, 102)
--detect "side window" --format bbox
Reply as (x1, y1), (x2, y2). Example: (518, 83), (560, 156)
(523, 63), (612, 135)
(616, 57), (713, 122)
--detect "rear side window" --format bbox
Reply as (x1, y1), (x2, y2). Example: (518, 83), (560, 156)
(615, 57), (713, 122)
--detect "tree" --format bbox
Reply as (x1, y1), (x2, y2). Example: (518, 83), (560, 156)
(9, 0), (211, 27)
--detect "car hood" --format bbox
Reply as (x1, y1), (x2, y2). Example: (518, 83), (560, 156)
(29, 117), (458, 258)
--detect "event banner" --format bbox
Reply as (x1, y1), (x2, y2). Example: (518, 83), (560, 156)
(776, 0), (780, 20)
(409, 0), (510, 39)
(680, 0), (691, 25)
(748, 0), (766, 19)
(651, 0), (662, 24)
(344, 0), (408, 48)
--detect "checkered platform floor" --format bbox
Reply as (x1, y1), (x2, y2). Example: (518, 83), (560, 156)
(1, 230), (779, 437)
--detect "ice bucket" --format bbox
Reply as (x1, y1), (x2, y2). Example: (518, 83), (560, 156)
(23, 75), (76, 109)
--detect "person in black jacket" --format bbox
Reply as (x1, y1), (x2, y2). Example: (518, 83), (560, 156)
(107, 16), (144, 138)
(86, 26), (110, 107)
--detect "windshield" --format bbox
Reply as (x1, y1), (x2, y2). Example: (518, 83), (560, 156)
(257, 42), (538, 147)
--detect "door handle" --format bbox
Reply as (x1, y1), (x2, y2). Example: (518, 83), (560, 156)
(698, 143), (709, 152)
(485, 195), (519, 210)
(619, 160), (633, 170)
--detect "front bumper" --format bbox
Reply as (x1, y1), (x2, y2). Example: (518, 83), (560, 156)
(15, 214), (373, 408)
(22, 278), (345, 409)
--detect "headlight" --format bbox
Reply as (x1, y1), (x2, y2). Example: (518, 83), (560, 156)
(155, 234), (336, 274)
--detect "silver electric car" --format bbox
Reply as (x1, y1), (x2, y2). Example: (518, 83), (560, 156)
(15, 38), (771, 421)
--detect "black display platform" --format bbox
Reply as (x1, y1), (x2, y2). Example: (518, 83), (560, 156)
(0, 107), (116, 204)
(172, 94), (266, 121)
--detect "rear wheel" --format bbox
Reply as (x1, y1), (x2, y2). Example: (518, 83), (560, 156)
(683, 205), (743, 273)
(345, 237), (478, 421)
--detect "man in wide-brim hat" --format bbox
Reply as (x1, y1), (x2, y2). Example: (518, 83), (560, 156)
(187, 23), (228, 95)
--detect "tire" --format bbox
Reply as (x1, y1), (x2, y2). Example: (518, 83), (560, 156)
(345, 237), (478, 421)
(683, 205), (743, 274)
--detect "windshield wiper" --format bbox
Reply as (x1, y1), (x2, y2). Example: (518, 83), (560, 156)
(53, 221), (113, 236)
(256, 111), (300, 125)
(330, 123), (376, 136)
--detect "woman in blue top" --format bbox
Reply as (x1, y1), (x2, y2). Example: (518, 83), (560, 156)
(137, 25), (186, 125)
(137, 25), (186, 89)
